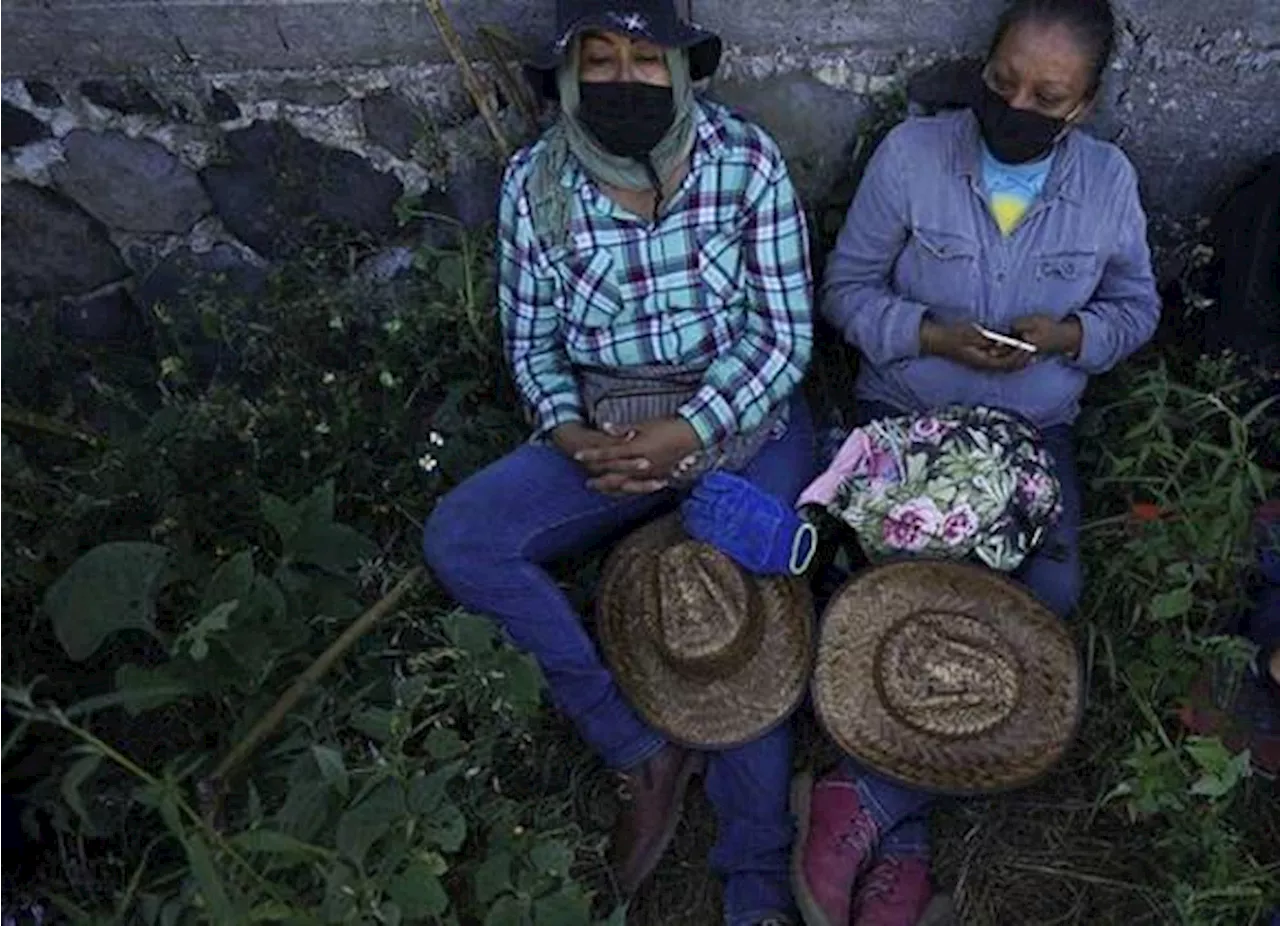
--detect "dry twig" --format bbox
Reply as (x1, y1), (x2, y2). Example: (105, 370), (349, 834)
(422, 0), (512, 159)
(199, 567), (424, 821)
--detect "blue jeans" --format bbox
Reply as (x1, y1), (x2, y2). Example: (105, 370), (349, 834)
(423, 397), (816, 925)
(837, 399), (1083, 833)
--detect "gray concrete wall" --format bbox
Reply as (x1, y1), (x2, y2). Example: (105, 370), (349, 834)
(2, 0), (1278, 312)
(4, 0), (1277, 218)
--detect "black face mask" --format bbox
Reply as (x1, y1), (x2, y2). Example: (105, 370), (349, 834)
(974, 81), (1072, 164)
(577, 81), (675, 160)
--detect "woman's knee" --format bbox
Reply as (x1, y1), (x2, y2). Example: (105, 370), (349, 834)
(422, 482), (500, 593)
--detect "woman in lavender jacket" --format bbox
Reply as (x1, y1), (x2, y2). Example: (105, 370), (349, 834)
(791, 1), (1161, 924)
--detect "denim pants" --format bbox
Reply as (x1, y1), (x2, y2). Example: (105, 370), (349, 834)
(423, 396), (816, 924)
(837, 399), (1083, 830)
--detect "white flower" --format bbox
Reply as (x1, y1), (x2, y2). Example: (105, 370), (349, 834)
(418, 453), (439, 473)
(379, 370), (399, 388)
(322, 372), (336, 385)
(383, 317), (404, 336)
(328, 314), (345, 330)
(428, 431), (445, 447)
(315, 421), (331, 435)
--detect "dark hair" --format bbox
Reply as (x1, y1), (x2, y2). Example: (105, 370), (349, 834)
(988, 0), (1117, 97)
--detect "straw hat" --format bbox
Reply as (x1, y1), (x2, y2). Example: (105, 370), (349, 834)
(596, 514), (812, 749)
(814, 560), (1082, 794)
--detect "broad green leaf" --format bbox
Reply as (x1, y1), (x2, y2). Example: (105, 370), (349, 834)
(534, 886), (591, 926)
(312, 745), (350, 798)
(184, 833), (235, 923)
(350, 707), (396, 743)
(291, 522), (378, 576)
(262, 492), (301, 552)
(44, 542), (173, 660)
(231, 828), (333, 859)
(473, 850), (513, 905)
(335, 778), (406, 867)
(483, 896), (526, 926)
(435, 254), (466, 294)
(498, 654), (544, 714)
(529, 840), (574, 878)
(276, 767), (336, 841)
(112, 663), (196, 716)
(422, 800), (466, 853)
(61, 753), (101, 831)
(424, 727), (466, 761)
(201, 551), (255, 612)
(1150, 587), (1193, 620)
(379, 901), (404, 926)
(407, 762), (462, 816)
(445, 612), (496, 655)
(176, 599), (238, 661)
(387, 863), (450, 920)
(297, 480), (337, 530)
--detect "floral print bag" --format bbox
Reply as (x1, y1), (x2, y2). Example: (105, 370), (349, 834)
(798, 406), (1064, 572)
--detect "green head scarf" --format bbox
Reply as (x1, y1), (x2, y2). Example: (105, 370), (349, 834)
(528, 43), (698, 246)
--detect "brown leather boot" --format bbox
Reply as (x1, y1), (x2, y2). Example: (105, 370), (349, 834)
(608, 744), (704, 896)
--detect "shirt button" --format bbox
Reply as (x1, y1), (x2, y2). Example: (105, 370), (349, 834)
(996, 272), (1007, 283)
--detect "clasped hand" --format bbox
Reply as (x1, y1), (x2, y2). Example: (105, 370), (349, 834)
(552, 417), (702, 495)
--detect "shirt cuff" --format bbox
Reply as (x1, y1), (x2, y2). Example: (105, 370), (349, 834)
(855, 299), (928, 364)
(677, 385), (734, 448)
(1065, 311), (1105, 373)
(533, 394), (585, 438)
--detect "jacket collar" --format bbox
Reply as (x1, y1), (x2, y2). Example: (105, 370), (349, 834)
(952, 108), (1085, 206)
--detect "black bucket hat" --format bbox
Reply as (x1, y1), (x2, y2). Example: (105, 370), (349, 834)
(526, 0), (723, 100)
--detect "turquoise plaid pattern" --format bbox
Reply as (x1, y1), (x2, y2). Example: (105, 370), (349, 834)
(497, 101), (813, 446)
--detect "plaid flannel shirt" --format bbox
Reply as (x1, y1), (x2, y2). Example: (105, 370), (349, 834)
(497, 101), (814, 447)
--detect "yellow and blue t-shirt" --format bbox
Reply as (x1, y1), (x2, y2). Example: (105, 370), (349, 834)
(981, 142), (1054, 235)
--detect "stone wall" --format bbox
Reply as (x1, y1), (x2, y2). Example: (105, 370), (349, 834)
(2, 0), (1278, 319)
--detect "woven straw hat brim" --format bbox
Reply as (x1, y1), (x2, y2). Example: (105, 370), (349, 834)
(814, 560), (1082, 795)
(597, 515), (813, 749)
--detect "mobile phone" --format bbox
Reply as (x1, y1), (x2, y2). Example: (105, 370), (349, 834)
(973, 324), (1038, 353)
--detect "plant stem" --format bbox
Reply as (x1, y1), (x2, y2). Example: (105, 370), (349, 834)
(201, 567), (424, 813)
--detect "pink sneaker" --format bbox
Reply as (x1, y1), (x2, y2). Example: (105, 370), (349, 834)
(790, 770), (880, 926)
(852, 855), (933, 926)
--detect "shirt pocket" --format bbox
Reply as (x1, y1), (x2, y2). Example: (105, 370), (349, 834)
(555, 246), (626, 336)
(1027, 249), (1101, 314)
(896, 226), (982, 318)
(646, 228), (744, 359)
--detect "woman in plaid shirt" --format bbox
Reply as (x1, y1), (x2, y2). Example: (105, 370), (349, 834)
(423, 3), (814, 925)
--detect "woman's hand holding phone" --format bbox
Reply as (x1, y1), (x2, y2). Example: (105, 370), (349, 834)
(920, 318), (1033, 372)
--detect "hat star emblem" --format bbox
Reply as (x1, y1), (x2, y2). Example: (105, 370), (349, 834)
(614, 11), (649, 32)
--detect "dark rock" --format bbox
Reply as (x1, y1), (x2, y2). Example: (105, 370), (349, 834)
(79, 79), (165, 116)
(201, 120), (403, 258)
(136, 244), (267, 316)
(24, 80), (61, 108)
(50, 130), (212, 234)
(206, 87), (240, 122)
(444, 159), (502, 229)
(361, 91), (424, 158)
(2, 103), (50, 150)
(709, 73), (871, 203)
(1, 183), (127, 301)
(358, 246), (416, 284)
(275, 78), (349, 107)
(907, 57), (982, 114)
(57, 283), (142, 346)
(136, 245), (267, 383)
